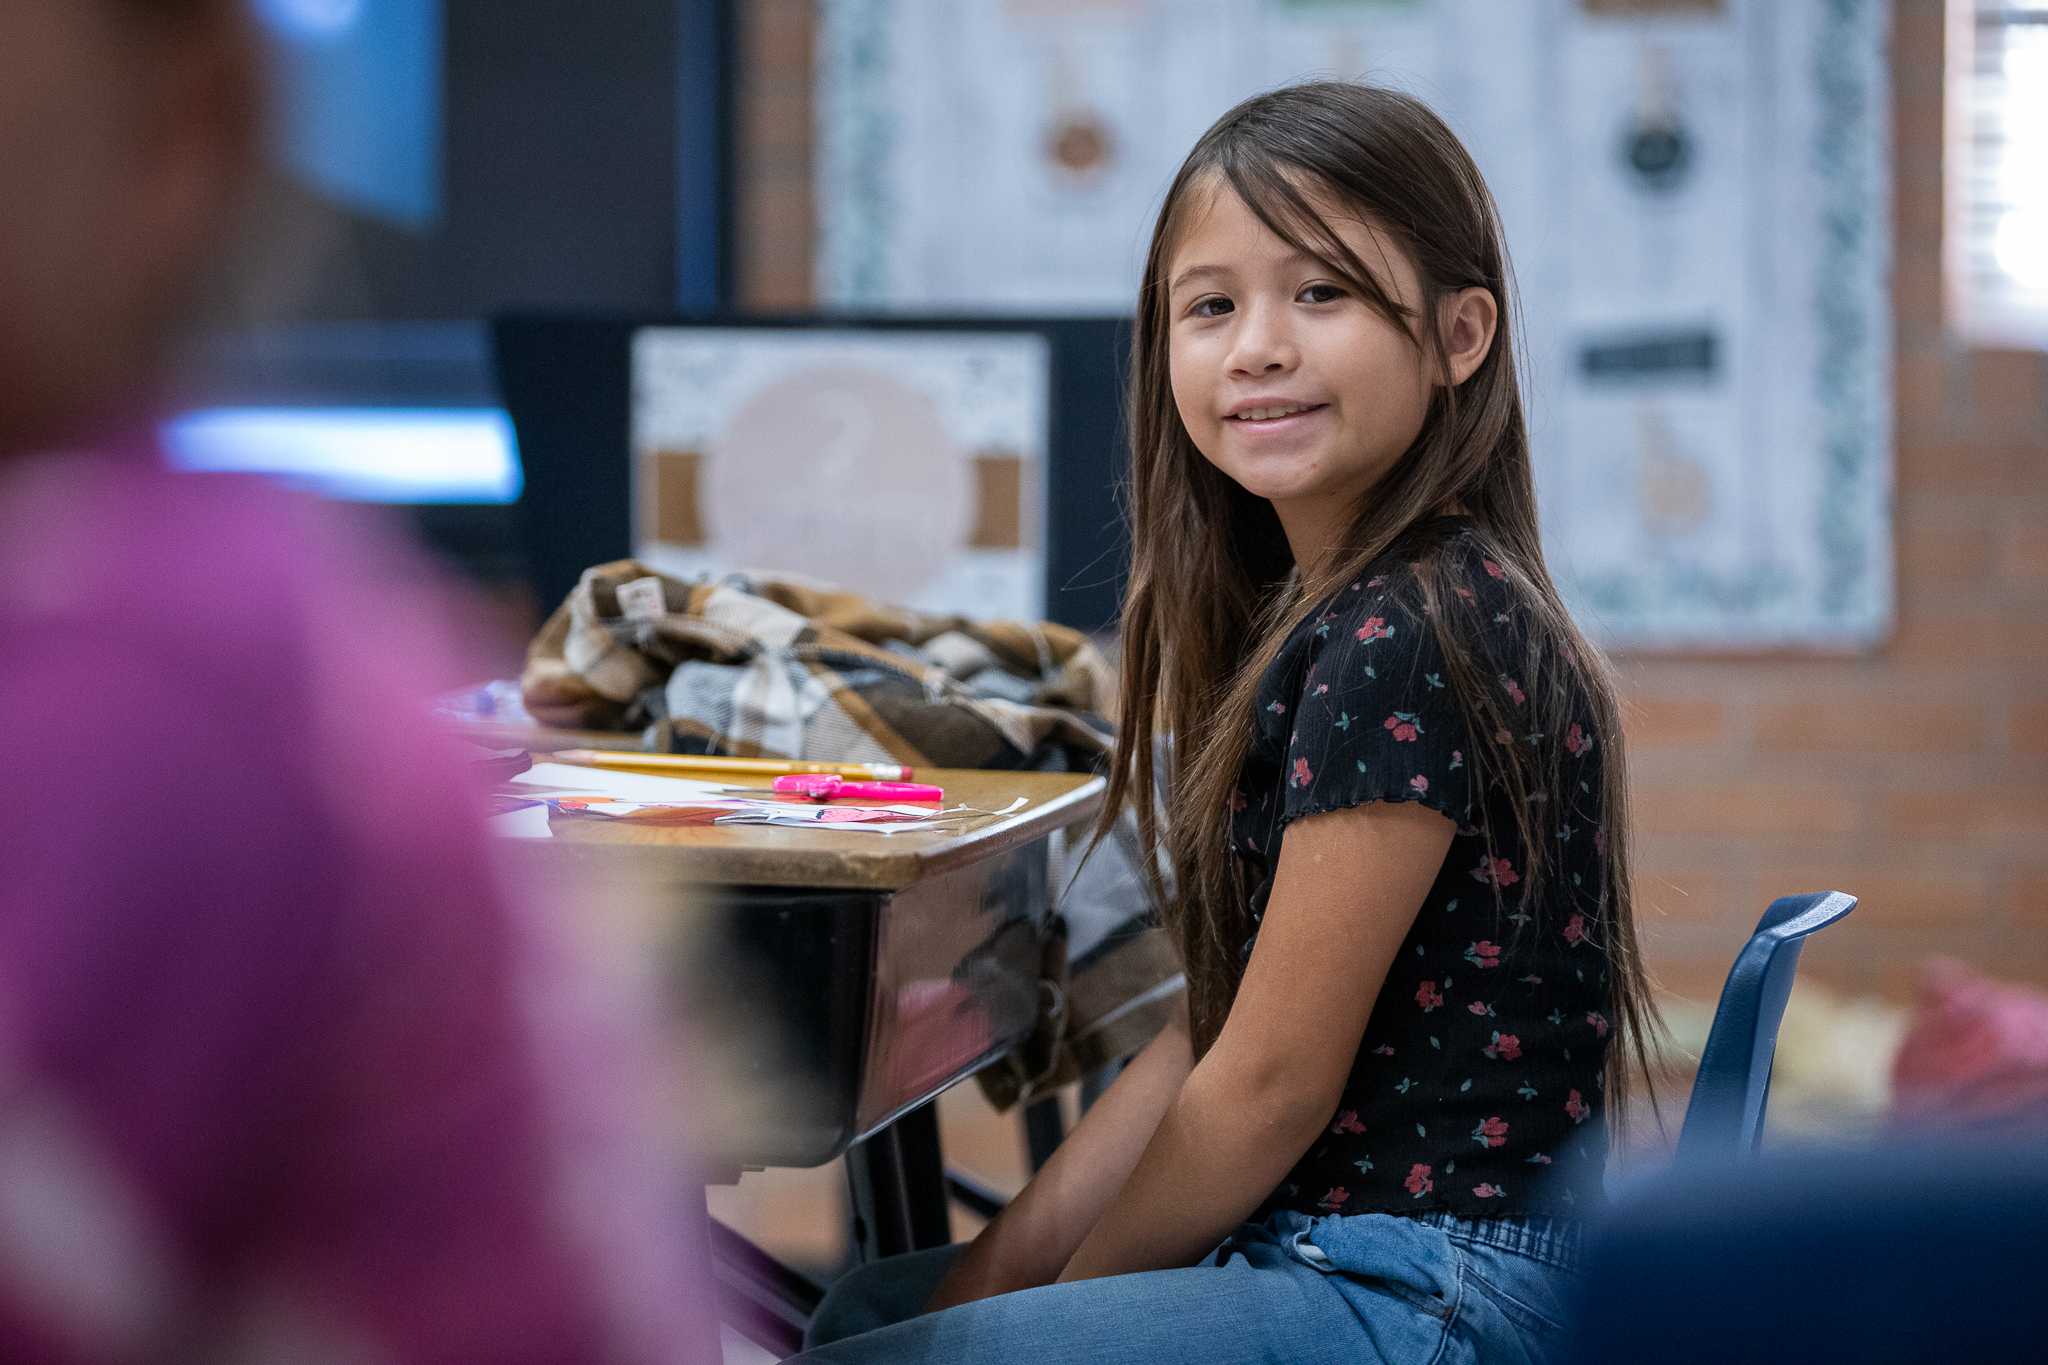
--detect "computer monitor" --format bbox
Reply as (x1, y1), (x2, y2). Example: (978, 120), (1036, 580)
(162, 406), (521, 504)
(493, 314), (1131, 634)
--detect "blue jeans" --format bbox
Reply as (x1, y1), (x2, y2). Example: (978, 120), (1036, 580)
(798, 1210), (1582, 1364)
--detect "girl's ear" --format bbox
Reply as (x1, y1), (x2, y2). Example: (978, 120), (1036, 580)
(1439, 286), (1498, 387)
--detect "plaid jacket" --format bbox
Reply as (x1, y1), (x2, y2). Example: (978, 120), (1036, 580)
(522, 559), (1116, 771)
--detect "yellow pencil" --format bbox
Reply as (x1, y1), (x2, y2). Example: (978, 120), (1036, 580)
(548, 750), (914, 781)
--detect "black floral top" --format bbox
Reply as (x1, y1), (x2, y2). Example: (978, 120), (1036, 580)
(1236, 519), (1611, 1220)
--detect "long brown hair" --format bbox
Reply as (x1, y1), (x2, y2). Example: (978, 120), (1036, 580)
(1102, 82), (1661, 1132)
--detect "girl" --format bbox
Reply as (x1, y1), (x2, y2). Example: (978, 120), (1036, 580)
(798, 81), (1658, 1364)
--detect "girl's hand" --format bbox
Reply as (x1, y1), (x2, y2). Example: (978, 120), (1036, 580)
(1056, 798), (1454, 1283)
(922, 1001), (1196, 1312)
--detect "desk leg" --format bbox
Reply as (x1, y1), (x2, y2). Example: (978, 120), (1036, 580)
(704, 1197), (822, 1358)
(846, 1101), (951, 1262)
(1024, 1094), (1064, 1173)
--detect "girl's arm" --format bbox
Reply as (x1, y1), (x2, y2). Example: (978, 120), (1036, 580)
(1056, 798), (1455, 1282)
(923, 997), (1196, 1311)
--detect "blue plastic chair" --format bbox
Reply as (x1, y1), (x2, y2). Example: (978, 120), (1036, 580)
(1672, 890), (1858, 1165)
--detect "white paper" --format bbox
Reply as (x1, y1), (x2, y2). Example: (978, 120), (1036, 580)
(487, 802), (554, 839)
(509, 763), (738, 801)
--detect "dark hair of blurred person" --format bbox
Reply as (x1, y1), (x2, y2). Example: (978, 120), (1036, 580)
(0, 2), (712, 1361)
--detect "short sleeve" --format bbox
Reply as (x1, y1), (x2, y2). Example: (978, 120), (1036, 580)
(1277, 569), (1478, 829)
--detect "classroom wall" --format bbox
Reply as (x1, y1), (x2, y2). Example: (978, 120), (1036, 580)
(1626, 0), (2048, 1009)
(736, 0), (816, 311)
(731, 0), (2048, 1007)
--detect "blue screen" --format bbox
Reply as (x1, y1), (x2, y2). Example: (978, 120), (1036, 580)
(162, 408), (522, 504)
(256, 0), (442, 230)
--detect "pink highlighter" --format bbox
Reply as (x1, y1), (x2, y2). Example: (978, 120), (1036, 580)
(770, 774), (944, 803)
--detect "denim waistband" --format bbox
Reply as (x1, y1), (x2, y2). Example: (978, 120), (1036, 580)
(1407, 1212), (1584, 1272)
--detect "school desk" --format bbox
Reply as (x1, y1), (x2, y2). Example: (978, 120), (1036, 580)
(483, 727), (1106, 1280)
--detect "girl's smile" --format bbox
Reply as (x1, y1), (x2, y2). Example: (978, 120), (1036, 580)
(1224, 399), (1329, 431)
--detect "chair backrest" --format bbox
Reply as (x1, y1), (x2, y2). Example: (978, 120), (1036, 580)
(1673, 890), (1857, 1165)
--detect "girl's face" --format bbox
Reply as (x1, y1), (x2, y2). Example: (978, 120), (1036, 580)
(1165, 178), (1486, 542)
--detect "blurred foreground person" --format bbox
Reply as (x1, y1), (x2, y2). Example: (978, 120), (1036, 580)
(0, 2), (711, 1361)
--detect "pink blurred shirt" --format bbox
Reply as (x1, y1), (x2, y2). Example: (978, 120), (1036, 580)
(0, 435), (712, 1363)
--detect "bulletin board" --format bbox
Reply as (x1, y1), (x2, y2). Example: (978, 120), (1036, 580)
(817, 0), (1893, 650)
(631, 328), (1052, 620)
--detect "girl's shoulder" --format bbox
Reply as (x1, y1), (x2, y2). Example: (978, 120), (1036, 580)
(1310, 519), (1513, 638)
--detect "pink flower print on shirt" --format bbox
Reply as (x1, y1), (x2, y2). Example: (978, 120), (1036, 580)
(1485, 1032), (1522, 1061)
(1291, 758), (1314, 788)
(1563, 913), (1587, 947)
(1526, 1153), (1552, 1165)
(1502, 676), (1526, 706)
(1315, 683), (1329, 695)
(1465, 940), (1503, 969)
(1317, 1187), (1351, 1213)
(1404, 1164), (1433, 1197)
(1455, 587), (1475, 601)
(1384, 712), (1423, 741)
(1409, 775), (1429, 795)
(1356, 616), (1393, 643)
(1231, 789), (1247, 813)
(1586, 1011), (1609, 1038)
(1566, 1089), (1590, 1124)
(1415, 981), (1444, 1012)
(1482, 559), (1506, 580)
(1472, 1116), (1509, 1148)
(1372, 1044), (1395, 1055)
(1473, 1183), (1506, 1198)
(1471, 855), (1520, 887)
(1449, 750), (1464, 769)
(1565, 723), (1593, 757)
(1268, 701), (1287, 714)
(1467, 1001), (1491, 1016)
(1367, 575), (1387, 587)
(1329, 1109), (1366, 1136)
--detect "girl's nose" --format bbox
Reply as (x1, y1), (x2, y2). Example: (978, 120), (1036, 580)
(1224, 299), (1299, 377)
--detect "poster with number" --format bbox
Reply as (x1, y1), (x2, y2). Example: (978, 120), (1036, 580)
(818, 0), (1891, 649)
(631, 328), (1051, 621)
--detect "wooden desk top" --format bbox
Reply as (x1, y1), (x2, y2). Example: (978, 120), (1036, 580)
(472, 726), (1106, 890)
(533, 766), (1105, 891)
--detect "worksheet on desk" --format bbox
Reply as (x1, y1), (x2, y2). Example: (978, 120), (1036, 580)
(492, 762), (986, 835)
(507, 762), (736, 801)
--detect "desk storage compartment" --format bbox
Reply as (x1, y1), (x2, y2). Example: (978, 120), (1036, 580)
(679, 842), (1048, 1169)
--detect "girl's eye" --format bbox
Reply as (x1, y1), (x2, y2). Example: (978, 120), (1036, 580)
(1300, 283), (1345, 305)
(1190, 296), (1235, 319)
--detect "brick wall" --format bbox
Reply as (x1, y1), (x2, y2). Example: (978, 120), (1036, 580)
(735, 0), (815, 310)
(731, 0), (2048, 1006)
(1627, 0), (2048, 1009)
